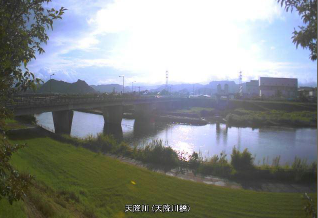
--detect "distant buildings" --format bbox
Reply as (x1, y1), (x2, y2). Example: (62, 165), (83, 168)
(208, 76), (302, 99)
(245, 80), (259, 97)
(259, 77), (298, 98)
(208, 81), (238, 94)
(298, 87), (317, 101)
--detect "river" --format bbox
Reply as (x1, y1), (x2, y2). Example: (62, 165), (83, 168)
(35, 111), (317, 165)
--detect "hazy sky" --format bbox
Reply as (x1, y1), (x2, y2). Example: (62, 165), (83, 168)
(29, 0), (317, 86)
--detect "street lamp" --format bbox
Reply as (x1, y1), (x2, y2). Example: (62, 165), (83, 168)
(119, 75), (124, 94)
(131, 81), (136, 92)
(50, 73), (55, 94)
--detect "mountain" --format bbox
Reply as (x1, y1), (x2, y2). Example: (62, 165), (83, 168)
(149, 83), (205, 93)
(91, 84), (161, 93)
(37, 79), (96, 94)
(67, 79), (96, 94)
(91, 84), (125, 93)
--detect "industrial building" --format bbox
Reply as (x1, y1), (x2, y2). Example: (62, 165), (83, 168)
(209, 81), (238, 94)
(259, 77), (298, 98)
(245, 80), (259, 97)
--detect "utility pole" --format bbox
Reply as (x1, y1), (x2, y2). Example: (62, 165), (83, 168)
(138, 86), (141, 94)
(119, 75), (125, 94)
(239, 71), (242, 97)
(131, 81), (136, 92)
(50, 73), (55, 94)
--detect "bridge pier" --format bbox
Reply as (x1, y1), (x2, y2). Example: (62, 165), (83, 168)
(134, 103), (154, 121)
(102, 105), (123, 124)
(52, 110), (73, 135)
(103, 123), (123, 142)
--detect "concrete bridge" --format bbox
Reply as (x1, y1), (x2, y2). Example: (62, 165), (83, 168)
(5, 94), (185, 134)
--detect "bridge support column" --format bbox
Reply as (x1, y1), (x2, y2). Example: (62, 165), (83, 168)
(52, 110), (73, 135)
(134, 103), (154, 121)
(103, 123), (123, 142)
(102, 105), (123, 124)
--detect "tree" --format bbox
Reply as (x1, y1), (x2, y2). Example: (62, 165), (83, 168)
(278, 0), (317, 60)
(0, 0), (66, 204)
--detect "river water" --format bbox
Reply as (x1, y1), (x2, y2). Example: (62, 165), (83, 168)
(35, 111), (317, 166)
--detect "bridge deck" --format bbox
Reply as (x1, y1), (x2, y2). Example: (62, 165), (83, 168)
(4, 95), (183, 116)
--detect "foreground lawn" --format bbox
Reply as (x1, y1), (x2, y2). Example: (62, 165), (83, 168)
(2, 136), (316, 217)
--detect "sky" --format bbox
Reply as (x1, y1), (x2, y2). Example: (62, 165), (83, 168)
(28, 0), (317, 86)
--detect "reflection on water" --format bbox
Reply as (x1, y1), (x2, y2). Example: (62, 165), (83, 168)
(35, 111), (317, 165)
(133, 119), (156, 138)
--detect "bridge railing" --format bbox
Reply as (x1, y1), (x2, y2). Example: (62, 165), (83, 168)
(3, 94), (182, 110)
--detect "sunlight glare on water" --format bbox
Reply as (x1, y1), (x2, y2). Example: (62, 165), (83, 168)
(35, 111), (317, 165)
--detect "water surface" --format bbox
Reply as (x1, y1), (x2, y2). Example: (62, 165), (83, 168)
(35, 111), (317, 165)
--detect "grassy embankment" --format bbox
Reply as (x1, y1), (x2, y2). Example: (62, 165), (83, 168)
(173, 100), (317, 127)
(58, 133), (317, 184)
(1, 130), (316, 217)
(226, 109), (317, 127)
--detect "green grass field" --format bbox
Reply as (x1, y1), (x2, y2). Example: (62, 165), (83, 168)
(1, 136), (316, 217)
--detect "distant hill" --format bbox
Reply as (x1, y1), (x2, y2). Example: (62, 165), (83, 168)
(91, 84), (125, 93)
(150, 83), (205, 93)
(91, 84), (163, 93)
(37, 79), (96, 94)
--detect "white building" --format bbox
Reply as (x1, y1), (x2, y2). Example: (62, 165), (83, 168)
(259, 77), (298, 98)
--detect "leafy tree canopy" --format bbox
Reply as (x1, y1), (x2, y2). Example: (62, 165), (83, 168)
(0, 0), (66, 204)
(278, 0), (317, 60)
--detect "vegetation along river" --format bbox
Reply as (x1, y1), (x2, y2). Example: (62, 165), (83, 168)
(35, 111), (317, 166)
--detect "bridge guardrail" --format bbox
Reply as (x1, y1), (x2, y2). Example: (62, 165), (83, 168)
(3, 95), (184, 111)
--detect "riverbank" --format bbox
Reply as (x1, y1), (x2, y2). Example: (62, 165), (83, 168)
(3, 129), (316, 217)
(6, 125), (316, 189)
(225, 109), (317, 128)
(76, 108), (208, 125)
(170, 106), (317, 128)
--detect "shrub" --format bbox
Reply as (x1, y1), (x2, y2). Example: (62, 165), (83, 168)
(272, 156), (281, 169)
(231, 147), (254, 172)
(198, 152), (232, 177)
(188, 152), (200, 171)
(141, 140), (179, 171)
(115, 142), (133, 157)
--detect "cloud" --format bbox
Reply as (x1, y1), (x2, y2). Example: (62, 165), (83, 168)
(36, 68), (78, 83)
(28, 0), (316, 85)
(80, 0), (284, 82)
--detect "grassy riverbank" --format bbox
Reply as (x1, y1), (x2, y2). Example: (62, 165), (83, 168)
(56, 133), (316, 184)
(226, 109), (317, 127)
(171, 103), (317, 127)
(1, 133), (316, 217)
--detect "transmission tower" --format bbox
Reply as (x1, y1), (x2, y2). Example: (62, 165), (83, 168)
(165, 70), (169, 90)
(239, 71), (243, 97)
